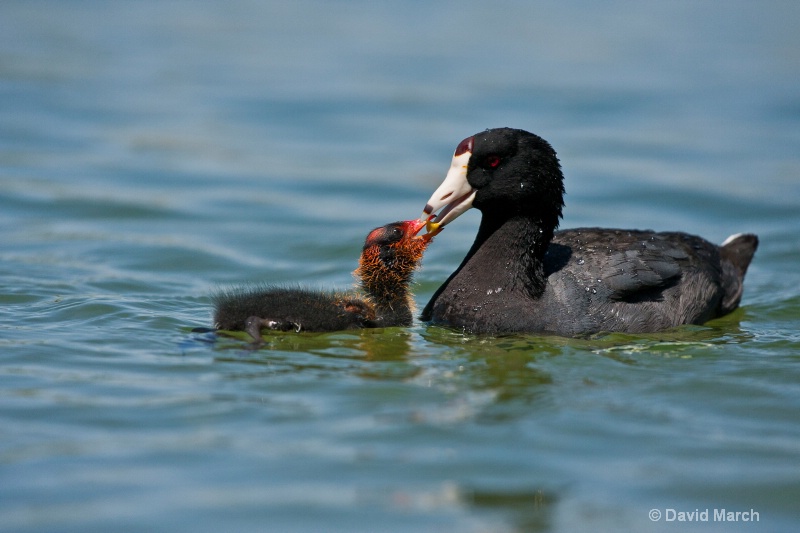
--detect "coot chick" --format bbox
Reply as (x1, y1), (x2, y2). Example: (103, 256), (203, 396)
(420, 127), (758, 335)
(214, 220), (433, 342)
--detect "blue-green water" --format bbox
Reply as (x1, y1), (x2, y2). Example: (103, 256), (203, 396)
(2, 1), (800, 531)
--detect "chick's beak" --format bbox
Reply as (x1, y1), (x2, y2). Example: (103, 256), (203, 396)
(405, 219), (427, 237)
(403, 218), (438, 243)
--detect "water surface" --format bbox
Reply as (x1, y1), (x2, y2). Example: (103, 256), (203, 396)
(2, 1), (800, 531)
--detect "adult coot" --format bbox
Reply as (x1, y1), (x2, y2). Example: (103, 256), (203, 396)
(214, 220), (433, 342)
(420, 128), (758, 335)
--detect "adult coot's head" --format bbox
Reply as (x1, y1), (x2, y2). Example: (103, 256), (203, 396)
(421, 128), (565, 235)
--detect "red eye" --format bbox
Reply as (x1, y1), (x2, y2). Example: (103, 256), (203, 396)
(487, 155), (500, 168)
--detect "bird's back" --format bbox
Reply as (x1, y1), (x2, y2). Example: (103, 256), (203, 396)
(536, 228), (758, 334)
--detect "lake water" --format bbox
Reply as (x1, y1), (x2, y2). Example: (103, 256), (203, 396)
(2, 1), (799, 531)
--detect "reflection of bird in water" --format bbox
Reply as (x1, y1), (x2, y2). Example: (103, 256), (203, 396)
(213, 220), (434, 342)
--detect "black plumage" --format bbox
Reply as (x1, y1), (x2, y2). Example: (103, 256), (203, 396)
(420, 128), (758, 335)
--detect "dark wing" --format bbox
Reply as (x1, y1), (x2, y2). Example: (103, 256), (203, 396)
(549, 229), (691, 303)
(600, 242), (686, 301)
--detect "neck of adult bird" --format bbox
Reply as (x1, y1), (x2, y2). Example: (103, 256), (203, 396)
(462, 214), (551, 298)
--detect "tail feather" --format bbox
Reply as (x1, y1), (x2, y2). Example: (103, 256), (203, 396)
(718, 233), (758, 314)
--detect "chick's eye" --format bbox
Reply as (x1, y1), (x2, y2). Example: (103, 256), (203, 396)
(486, 155), (500, 168)
(389, 227), (403, 241)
